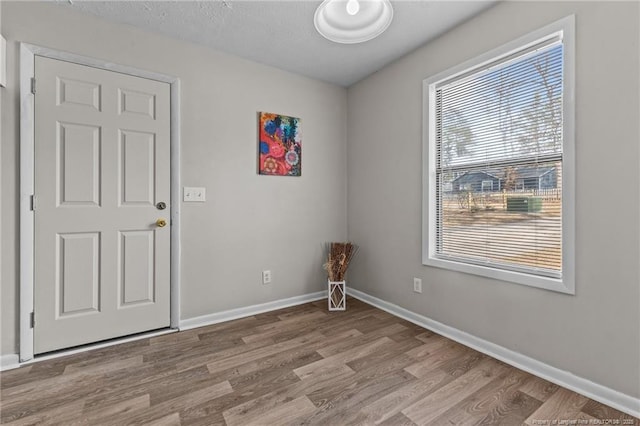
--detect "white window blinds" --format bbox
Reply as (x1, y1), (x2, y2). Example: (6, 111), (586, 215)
(433, 37), (564, 279)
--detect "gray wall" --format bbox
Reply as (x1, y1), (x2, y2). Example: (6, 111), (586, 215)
(347, 1), (639, 398)
(1, 2), (347, 355)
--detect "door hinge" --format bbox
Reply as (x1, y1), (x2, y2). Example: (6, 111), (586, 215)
(30, 195), (36, 211)
(30, 312), (35, 328)
(30, 77), (36, 94)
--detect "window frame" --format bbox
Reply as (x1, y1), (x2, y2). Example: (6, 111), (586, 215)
(422, 16), (575, 294)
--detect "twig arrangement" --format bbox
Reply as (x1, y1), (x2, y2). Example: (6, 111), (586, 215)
(323, 242), (359, 282)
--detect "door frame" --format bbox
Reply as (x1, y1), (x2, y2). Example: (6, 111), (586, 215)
(19, 43), (182, 362)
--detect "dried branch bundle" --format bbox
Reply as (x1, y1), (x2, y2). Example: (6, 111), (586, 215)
(323, 242), (359, 282)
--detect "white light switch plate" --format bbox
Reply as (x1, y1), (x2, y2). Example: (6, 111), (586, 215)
(183, 187), (206, 202)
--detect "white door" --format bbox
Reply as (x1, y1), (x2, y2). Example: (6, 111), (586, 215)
(33, 56), (171, 354)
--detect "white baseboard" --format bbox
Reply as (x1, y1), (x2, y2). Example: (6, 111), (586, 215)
(179, 291), (327, 331)
(0, 354), (20, 371)
(347, 287), (640, 419)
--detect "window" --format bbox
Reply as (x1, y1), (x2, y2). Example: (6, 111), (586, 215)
(423, 17), (575, 293)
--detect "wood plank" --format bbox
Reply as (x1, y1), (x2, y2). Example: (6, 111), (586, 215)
(430, 368), (531, 425)
(149, 331), (199, 346)
(524, 387), (590, 425)
(224, 333), (364, 395)
(404, 341), (470, 378)
(0, 356), (146, 421)
(1, 399), (85, 425)
(82, 394), (151, 423)
(64, 354), (144, 375)
(224, 395), (316, 426)
(439, 350), (488, 378)
(519, 375), (561, 402)
(142, 412), (181, 426)
(106, 381), (233, 425)
(404, 335), (449, 360)
(303, 371), (414, 425)
(415, 331), (438, 343)
(345, 338), (422, 374)
(316, 315), (403, 340)
(377, 412), (417, 426)
(174, 337), (276, 373)
(477, 390), (543, 425)
(145, 366), (218, 406)
(402, 358), (509, 425)
(219, 362), (356, 425)
(359, 367), (453, 424)
(206, 331), (324, 374)
(581, 398), (639, 423)
(241, 311), (328, 344)
(80, 360), (185, 410)
(316, 324), (408, 358)
(294, 337), (395, 381)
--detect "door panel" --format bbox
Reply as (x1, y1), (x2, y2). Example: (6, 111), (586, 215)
(119, 230), (155, 307)
(119, 89), (156, 118)
(58, 77), (101, 111)
(57, 232), (100, 317)
(34, 56), (171, 354)
(57, 122), (101, 206)
(120, 130), (156, 205)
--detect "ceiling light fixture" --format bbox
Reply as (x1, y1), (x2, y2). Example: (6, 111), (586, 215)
(314, 0), (394, 44)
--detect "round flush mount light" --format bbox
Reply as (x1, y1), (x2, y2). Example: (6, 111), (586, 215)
(314, 0), (394, 44)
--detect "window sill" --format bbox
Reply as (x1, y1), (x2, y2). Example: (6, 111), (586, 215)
(423, 255), (575, 295)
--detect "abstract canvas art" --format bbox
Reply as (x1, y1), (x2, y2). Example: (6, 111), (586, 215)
(258, 112), (302, 176)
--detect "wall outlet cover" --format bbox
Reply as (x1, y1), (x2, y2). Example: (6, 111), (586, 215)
(413, 277), (422, 294)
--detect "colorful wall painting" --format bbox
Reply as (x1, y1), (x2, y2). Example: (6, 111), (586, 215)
(258, 112), (302, 176)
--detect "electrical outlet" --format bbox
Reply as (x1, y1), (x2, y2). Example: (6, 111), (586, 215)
(183, 187), (206, 202)
(262, 270), (272, 285)
(413, 277), (422, 294)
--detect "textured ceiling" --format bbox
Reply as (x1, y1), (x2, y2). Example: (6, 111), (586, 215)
(55, 0), (497, 87)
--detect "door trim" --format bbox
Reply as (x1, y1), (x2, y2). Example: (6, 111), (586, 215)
(19, 43), (182, 362)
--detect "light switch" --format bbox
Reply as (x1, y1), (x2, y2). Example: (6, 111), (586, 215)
(183, 187), (206, 202)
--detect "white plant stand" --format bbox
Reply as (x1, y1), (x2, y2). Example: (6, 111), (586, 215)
(328, 280), (346, 311)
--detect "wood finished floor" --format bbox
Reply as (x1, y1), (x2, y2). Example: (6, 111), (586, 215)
(1, 298), (637, 425)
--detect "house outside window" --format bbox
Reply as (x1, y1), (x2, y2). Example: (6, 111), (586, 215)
(422, 17), (575, 294)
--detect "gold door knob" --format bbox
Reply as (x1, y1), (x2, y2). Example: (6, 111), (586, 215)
(156, 218), (167, 228)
